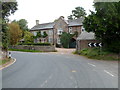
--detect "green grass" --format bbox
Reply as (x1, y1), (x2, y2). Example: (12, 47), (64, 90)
(0, 58), (10, 65)
(9, 49), (43, 52)
(75, 48), (120, 61)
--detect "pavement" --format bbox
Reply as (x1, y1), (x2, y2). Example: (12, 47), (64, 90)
(2, 49), (118, 88)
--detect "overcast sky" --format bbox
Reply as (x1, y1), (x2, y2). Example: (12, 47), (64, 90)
(9, 0), (95, 28)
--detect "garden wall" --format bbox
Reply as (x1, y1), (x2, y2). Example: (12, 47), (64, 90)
(9, 45), (55, 52)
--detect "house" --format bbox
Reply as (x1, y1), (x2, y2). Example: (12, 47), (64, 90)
(76, 31), (99, 51)
(30, 16), (84, 48)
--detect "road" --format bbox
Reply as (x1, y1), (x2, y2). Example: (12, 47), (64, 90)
(2, 51), (118, 88)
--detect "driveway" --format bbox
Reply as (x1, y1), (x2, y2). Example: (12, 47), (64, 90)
(2, 51), (118, 88)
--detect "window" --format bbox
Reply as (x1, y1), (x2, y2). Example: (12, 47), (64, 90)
(69, 27), (73, 34)
(49, 30), (53, 35)
(57, 29), (63, 35)
(32, 31), (37, 36)
(81, 26), (85, 31)
(41, 31), (44, 35)
(49, 37), (53, 43)
(57, 38), (61, 44)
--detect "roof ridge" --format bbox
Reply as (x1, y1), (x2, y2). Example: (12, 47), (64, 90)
(37, 22), (54, 25)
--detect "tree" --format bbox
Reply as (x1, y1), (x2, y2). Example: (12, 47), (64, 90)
(17, 19), (29, 31)
(83, 2), (120, 53)
(68, 7), (86, 20)
(42, 31), (48, 38)
(24, 31), (34, 44)
(60, 32), (74, 48)
(8, 22), (22, 45)
(68, 15), (73, 20)
(1, 1), (18, 57)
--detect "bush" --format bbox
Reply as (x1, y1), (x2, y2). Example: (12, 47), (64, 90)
(18, 42), (51, 46)
(75, 48), (119, 60)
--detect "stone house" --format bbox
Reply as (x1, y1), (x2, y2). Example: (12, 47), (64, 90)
(30, 16), (84, 48)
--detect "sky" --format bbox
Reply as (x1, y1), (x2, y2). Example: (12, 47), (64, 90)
(9, 0), (95, 28)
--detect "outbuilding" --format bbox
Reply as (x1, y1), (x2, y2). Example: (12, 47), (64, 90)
(76, 31), (99, 51)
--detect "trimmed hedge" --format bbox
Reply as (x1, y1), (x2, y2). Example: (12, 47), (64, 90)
(18, 42), (51, 46)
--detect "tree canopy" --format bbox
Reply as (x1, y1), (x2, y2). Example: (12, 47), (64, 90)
(24, 31), (34, 44)
(83, 2), (120, 53)
(60, 32), (74, 48)
(1, 2), (18, 50)
(8, 22), (22, 45)
(17, 19), (29, 31)
(68, 7), (86, 20)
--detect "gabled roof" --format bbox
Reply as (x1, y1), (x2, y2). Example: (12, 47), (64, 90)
(30, 17), (84, 31)
(67, 17), (84, 26)
(77, 31), (95, 40)
(31, 22), (55, 31)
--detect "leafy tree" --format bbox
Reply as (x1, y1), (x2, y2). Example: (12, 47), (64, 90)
(68, 15), (73, 20)
(17, 19), (29, 31)
(1, 1), (18, 57)
(60, 32), (74, 48)
(8, 22), (22, 45)
(12, 19), (29, 37)
(68, 7), (86, 20)
(42, 31), (48, 38)
(24, 31), (34, 44)
(83, 2), (120, 53)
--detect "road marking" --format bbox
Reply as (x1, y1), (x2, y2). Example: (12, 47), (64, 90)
(88, 63), (96, 67)
(48, 74), (53, 79)
(70, 76), (73, 79)
(104, 70), (115, 77)
(40, 74), (53, 87)
(75, 86), (78, 88)
(71, 70), (76, 72)
(41, 80), (48, 87)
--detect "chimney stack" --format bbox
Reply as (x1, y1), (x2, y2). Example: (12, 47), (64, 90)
(36, 20), (39, 25)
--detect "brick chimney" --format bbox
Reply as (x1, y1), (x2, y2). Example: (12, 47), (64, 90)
(36, 20), (39, 25)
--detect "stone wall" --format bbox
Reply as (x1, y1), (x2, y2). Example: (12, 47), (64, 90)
(9, 45), (56, 52)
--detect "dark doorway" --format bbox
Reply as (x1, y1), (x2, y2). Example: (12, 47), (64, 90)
(69, 38), (76, 48)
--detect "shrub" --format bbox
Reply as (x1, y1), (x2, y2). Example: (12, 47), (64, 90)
(18, 42), (51, 46)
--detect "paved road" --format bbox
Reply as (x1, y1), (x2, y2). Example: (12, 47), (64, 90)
(2, 51), (118, 88)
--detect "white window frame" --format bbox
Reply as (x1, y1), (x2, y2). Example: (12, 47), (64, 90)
(57, 38), (61, 44)
(49, 30), (53, 35)
(69, 27), (73, 34)
(48, 37), (53, 43)
(33, 31), (37, 36)
(57, 29), (63, 35)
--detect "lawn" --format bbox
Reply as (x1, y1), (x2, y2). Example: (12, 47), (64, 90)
(74, 48), (120, 61)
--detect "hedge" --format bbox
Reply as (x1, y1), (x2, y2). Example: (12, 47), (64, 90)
(18, 42), (51, 46)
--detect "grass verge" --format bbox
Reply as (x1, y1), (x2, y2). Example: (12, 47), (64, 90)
(0, 58), (11, 65)
(74, 48), (120, 61)
(9, 49), (42, 52)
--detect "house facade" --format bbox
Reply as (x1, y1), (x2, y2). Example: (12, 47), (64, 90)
(30, 16), (84, 48)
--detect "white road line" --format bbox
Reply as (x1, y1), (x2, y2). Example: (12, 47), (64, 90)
(40, 74), (53, 87)
(75, 86), (78, 88)
(88, 63), (96, 67)
(41, 80), (48, 87)
(104, 70), (115, 77)
(49, 74), (53, 79)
